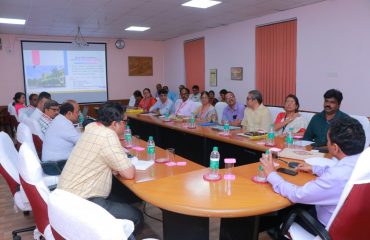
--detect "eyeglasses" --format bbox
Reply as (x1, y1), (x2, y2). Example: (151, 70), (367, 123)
(246, 97), (253, 101)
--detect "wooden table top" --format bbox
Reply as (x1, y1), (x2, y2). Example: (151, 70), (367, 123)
(127, 113), (287, 152)
(120, 114), (317, 218)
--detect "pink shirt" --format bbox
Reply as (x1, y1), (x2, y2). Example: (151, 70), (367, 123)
(15, 103), (26, 116)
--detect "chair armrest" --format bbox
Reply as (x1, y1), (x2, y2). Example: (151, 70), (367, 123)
(280, 208), (331, 240)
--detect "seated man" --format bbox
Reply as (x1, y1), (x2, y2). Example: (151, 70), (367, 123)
(241, 90), (272, 132)
(155, 83), (162, 98)
(19, 93), (38, 119)
(38, 99), (59, 136)
(221, 92), (245, 126)
(149, 89), (173, 115)
(30, 91), (51, 121)
(162, 85), (177, 102)
(42, 100), (81, 163)
(260, 116), (365, 231)
(189, 85), (201, 102)
(173, 87), (196, 117)
(304, 89), (349, 147)
(58, 102), (143, 229)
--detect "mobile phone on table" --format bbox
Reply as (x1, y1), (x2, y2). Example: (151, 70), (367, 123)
(277, 168), (298, 176)
(288, 162), (300, 169)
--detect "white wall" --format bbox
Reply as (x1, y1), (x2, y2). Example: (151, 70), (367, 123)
(163, 0), (370, 116)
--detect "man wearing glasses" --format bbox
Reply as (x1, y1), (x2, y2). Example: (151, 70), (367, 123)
(222, 92), (245, 126)
(173, 87), (197, 117)
(42, 100), (81, 163)
(38, 99), (60, 136)
(241, 90), (272, 132)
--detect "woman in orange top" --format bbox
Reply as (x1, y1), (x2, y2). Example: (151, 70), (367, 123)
(138, 88), (157, 112)
(13, 92), (26, 116)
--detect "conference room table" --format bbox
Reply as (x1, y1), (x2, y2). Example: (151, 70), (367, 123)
(117, 113), (316, 240)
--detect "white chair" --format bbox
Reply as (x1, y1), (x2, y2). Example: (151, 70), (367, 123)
(281, 147), (370, 239)
(18, 143), (54, 240)
(16, 124), (59, 187)
(18, 107), (29, 123)
(267, 106), (284, 122)
(350, 114), (370, 148)
(299, 111), (315, 125)
(8, 102), (17, 116)
(192, 101), (202, 114)
(48, 189), (134, 240)
(0, 131), (34, 239)
(31, 118), (44, 141)
(214, 102), (227, 124)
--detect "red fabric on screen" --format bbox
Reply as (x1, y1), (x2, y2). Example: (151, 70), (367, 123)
(256, 20), (297, 106)
(184, 38), (205, 91)
(32, 50), (40, 65)
(329, 183), (370, 239)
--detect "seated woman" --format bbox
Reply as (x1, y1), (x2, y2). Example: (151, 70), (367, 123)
(128, 90), (143, 109)
(209, 90), (218, 106)
(274, 94), (307, 135)
(13, 92), (26, 116)
(138, 88), (157, 112)
(194, 91), (217, 123)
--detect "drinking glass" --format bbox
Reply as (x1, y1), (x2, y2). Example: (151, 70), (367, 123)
(167, 148), (175, 163)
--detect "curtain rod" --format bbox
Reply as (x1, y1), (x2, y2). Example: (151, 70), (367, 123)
(256, 17), (297, 28)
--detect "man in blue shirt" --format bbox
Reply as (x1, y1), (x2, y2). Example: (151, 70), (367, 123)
(163, 85), (177, 102)
(221, 92), (245, 126)
(260, 116), (365, 236)
(149, 89), (173, 115)
(304, 89), (348, 147)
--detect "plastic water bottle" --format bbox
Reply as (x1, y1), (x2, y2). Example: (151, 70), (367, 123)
(190, 115), (195, 128)
(266, 124), (275, 146)
(78, 111), (84, 125)
(210, 146), (220, 179)
(223, 121), (230, 135)
(286, 127), (294, 148)
(124, 125), (132, 147)
(147, 136), (155, 161)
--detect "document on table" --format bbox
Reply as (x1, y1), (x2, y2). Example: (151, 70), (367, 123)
(279, 148), (325, 161)
(305, 157), (337, 167)
(131, 158), (154, 171)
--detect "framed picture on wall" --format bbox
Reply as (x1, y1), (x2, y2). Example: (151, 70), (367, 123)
(231, 67), (243, 80)
(210, 69), (217, 87)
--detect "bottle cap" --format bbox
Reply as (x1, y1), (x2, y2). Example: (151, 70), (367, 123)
(125, 125), (130, 129)
(224, 158), (236, 164)
(289, 127), (293, 131)
(149, 136), (153, 141)
(258, 165), (263, 171)
(265, 149), (270, 154)
(213, 146), (218, 151)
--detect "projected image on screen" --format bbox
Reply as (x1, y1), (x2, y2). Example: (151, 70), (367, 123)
(22, 41), (108, 104)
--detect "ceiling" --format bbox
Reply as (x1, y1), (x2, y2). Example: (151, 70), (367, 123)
(0, 0), (325, 41)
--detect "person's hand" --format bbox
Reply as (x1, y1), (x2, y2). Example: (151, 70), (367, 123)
(259, 152), (276, 176)
(296, 162), (312, 173)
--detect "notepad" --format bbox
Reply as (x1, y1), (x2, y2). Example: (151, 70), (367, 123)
(132, 159), (154, 171)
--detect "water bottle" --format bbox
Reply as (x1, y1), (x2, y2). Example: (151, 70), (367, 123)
(266, 124), (275, 146)
(286, 127), (294, 148)
(147, 136), (155, 161)
(78, 111), (84, 125)
(190, 115), (195, 128)
(124, 125), (132, 147)
(209, 146), (220, 179)
(223, 121), (230, 135)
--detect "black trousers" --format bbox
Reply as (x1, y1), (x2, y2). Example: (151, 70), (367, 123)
(88, 176), (144, 234)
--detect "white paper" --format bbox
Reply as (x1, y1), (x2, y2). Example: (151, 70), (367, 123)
(132, 159), (154, 171)
(294, 140), (315, 147)
(305, 157), (337, 167)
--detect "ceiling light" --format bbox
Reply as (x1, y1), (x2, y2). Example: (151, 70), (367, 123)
(125, 26), (150, 32)
(182, 0), (222, 9)
(73, 26), (89, 47)
(0, 17), (26, 25)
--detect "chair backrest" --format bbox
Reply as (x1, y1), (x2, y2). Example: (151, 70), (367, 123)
(350, 114), (370, 148)
(18, 107), (29, 122)
(31, 118), (44, 141)
(299, 111), (315, 125)
(18, 142), (51, 237)
(0, 131), (20, 191)
(17, 123), (37, 155)
(192, 101), (202, 113)
(214, 102), (227, 124)
(267, 106), (284, 122)
(48, 189), (134, 240)
(327, 147), (370, 239)
(8, 103), (16, 116)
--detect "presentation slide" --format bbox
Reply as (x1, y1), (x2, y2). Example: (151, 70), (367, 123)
(21, 41), (108, 104)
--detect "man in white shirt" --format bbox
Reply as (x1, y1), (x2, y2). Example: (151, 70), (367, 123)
(30, 92), (51, 121)
(189, 85), (201, 102)
(42, 100), (81, 162)
(149, 89), (173, 115)
(173, 87), (196, 117)
(19, 93), (38, 121)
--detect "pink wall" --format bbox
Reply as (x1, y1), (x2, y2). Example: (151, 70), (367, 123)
(163, 0), (370, 116)
(0, 34), (164, 105)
